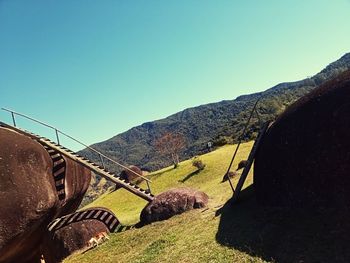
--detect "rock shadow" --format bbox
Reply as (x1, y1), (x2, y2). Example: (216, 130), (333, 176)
(179, 170), (200, 183)
(216, 185), (350, 263)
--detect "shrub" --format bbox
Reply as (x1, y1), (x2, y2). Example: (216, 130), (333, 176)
(192, 158), (206, 170)
(213, 136), (228, 147)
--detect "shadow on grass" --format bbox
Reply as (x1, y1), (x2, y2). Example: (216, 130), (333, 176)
(82, 246), (94, 254)
(115, 225), (134, 232)
(149, 166), (174, 179)
(179, 169), (200, 183)
(216, 185), (350, 263)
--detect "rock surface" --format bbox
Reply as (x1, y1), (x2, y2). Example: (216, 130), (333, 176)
(0, 127), (91, 263)
(119, 165), (143, 184)
(114, 165), (144, 191)
(42, 208), (117, 263)
(140, 188), (208, 225)
(222, 171), (239, 182)
(254, 70), (350, 207)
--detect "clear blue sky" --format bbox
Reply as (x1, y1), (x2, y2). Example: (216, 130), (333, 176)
(1, 0), (349, 150)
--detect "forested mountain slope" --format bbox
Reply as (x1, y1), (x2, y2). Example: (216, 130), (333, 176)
(79, 53), (350, 174)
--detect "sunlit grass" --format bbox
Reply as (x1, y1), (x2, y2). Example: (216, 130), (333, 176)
(83, 142), (253, 225)
(65, 142), (266, 263)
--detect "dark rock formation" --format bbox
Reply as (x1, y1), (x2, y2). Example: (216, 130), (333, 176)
(236, 160), (247, 171)
(114, 165), (144, 191)
(119, 165), (143, 184)
(254, 70), (350, 207)
(42, 208), (117, 263)
(0, 127), (91, 263)
(222, 171), (239, 182)
(140, 188), (208, 225)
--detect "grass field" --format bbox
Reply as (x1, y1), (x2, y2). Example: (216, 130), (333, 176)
(65, 141), (350, 263)
(82, 142), (254, 226)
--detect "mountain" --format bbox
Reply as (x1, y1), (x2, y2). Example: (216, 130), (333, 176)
(79, 53), (350, 196)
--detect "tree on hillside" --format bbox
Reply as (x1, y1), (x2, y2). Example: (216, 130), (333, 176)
(154, 132), (185, 168)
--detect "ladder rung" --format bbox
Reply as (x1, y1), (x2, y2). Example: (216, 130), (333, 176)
(54, 172), (65, 181)
(52, 155), (62, 162)
(56, 184), (65, 191)
(53, 159), (65, 166)
(1, 121), (154, 202)
(58, 193), (65, 200)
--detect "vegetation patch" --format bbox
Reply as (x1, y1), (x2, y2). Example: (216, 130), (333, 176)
(66, 138), (350, 262)
(65, 142), (253, 263)
(134, 235), (177, 263)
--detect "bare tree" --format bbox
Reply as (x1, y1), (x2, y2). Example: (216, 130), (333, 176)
(154, 132), (185, 168)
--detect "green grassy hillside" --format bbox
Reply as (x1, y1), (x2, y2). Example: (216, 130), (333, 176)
(65, 142), (260, 263)
(80, 53), (350, 205)
(65, 141), (350, 263)
(83, 142), (253, 225)
(79, 53), (350, 174)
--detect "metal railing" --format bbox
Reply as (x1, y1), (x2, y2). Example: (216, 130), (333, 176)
(224, 96), (263, 193)
(1, 108), (152, 192)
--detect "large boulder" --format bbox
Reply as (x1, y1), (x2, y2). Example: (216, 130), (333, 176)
(42, 208), (118, 263)
(119, 165), (143, 184)
(222, 171), (239, 183)
(254, 70), (350, 207)
(140, 188), (208, 225)
(0, 127), (92, 263)
(115, 165), (144, 191)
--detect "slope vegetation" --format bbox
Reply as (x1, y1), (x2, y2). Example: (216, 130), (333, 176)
(79, 53), (350, 201)
(66, 141), (350, 263)
(79, 53), (350, 173)
(82, 142), (253, 225)
(66, 142), (256, 262)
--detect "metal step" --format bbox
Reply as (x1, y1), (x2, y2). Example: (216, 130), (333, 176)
(231, 121), (270, 203)
(0, 121), (154, 202)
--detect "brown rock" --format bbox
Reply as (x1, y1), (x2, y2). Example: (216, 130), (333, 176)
(254, 70), (350, 207)
(115, 165), (145, 191)
(42, 208), (118, 263)
(119, 165), (143, 184)
(140, 187), (208, 225)
(0, 127), (91, 263)
(222, 171), (239, 182)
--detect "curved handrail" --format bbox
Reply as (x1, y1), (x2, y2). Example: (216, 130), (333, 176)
(1, 107), (151, 183)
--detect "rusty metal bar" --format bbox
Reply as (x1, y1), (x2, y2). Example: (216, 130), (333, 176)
(146, 180), (151, 194)
(224, 97), (262, 192)
(57, 129), (151, 183)
(11, 112), (16, 127)
(2, 108), (57, 130)
(55, 129), (60, 145)
(231, 121), (270, 203)
(99, 154), (105, 169)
